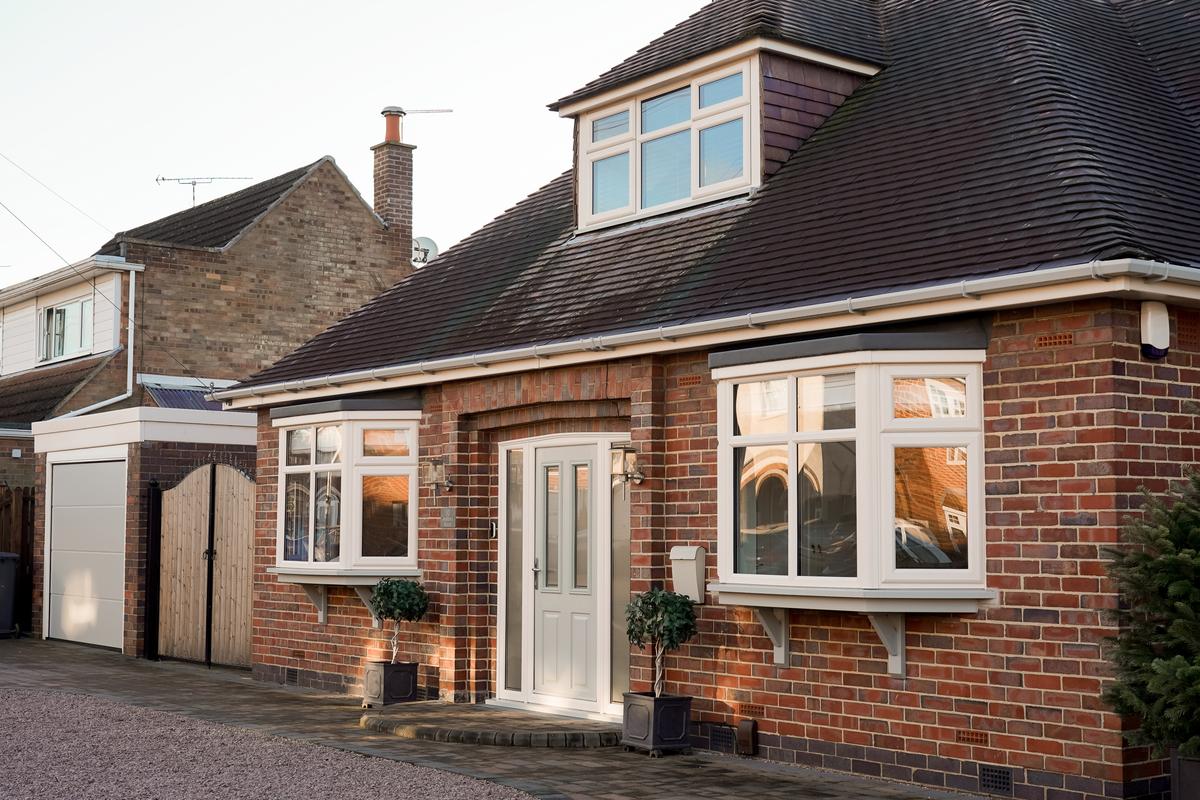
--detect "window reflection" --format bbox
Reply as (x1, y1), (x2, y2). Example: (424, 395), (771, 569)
(734, 445), (788, 575)
(313, 472), (341, 562)
(894, 447), (968, 569)
(734, 380), (788, 436)
(797, 442), (857, 577)
(893, 377), (967, 419)
(361, 475), (409, 558)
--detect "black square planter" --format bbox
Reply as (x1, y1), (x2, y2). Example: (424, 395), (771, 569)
(362, 661), (419, 707)
(1173, 751), (1200, 799)
(621, 691), (692, 756)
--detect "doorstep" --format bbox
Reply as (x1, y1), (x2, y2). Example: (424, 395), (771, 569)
(360, 701), (621, 748)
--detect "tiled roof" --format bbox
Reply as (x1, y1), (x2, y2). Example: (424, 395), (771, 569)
(236, 0), (1200, 392)
(96, 160), (323, 256)
(0, 354), (113, 425)
(551, 0), (887, 110)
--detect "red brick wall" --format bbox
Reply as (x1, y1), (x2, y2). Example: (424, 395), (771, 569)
(251, 299), (1193, 800)
(0, 434), (35, 487)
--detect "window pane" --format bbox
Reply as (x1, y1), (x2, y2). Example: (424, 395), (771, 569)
(641, 130), (690, 208)
(641, 86), (690, 133)
(592, 151), (630, 214)
(283, 474), (309, 561)
(313, 472), (341, 562)
(316, 425), (342, 464)
(733, 445), (788, 575)
(797, 442), (857, 577)
(734, 380), (787, 436)
(574, 465), (590, 589)
(363, 428), (409, 458)
(362, 474), (410, 558)
(610, 466), (630, 703)
(798, 373), (856, 431)
(286, 428), (312, 466)
(592, 110), (629, 142)
(544, 466), (560, 588)
(699, 72), (743, 107)
(80, 299), (93, 350)
(699, 118), (743, 186)
(894, 447), (969, 570)
(893, 377), (968, 419)
(505, 451), (524, 691)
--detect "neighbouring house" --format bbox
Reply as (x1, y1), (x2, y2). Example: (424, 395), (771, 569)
(22, 116), (416, 655)
(216, 2), (1199, 799)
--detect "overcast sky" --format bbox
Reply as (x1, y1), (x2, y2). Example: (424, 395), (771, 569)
(0, 0), (701, 286)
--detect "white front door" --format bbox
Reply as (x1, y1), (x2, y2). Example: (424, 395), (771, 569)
(533, 445), (597, 702)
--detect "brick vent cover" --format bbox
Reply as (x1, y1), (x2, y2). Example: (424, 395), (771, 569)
(1034, 332), (1075, 348)
(956, 730), (989, 746)
(979, 765), (1014, 795)
(709, 725), (736, 754)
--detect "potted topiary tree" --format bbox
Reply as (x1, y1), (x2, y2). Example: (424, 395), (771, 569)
(1103, 474), (1200, 797)
(363, 578), (429, 707)
(622, 587), (699, 756)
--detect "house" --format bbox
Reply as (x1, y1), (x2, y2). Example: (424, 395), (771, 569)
(215, 2), (1199, 798)
(23, 117), (415, 654)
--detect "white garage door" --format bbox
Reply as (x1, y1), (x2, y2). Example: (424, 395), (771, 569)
(48, 460), (126, 649)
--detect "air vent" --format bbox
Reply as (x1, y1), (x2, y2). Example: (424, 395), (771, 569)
(739, 703), (765, 719)
(292, 649), (305, 659)
(955, 730), (989, 746)
(285, 668), (299, 685)
(1035, 333), (1074, 349)
(979, 765), (1014, 796)
(708, 724), (736, 754)
(1178, 310), (1200, 352)
(678, 375), (704, 387)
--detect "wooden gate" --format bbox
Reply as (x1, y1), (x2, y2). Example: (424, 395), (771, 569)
(154, 464), (253, 667)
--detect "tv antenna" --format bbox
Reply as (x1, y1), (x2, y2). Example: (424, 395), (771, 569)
(156, 175), (252, 207)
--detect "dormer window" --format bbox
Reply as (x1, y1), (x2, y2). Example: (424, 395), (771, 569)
(578, 58), (759, 229)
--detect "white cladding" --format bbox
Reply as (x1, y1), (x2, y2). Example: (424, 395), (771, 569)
(0, 272), (122, 376)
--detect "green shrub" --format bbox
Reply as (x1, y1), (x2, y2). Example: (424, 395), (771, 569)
(626, 588), (698, 697)
(1104, 473), (1200, 757)
(369, 579), (430, 663)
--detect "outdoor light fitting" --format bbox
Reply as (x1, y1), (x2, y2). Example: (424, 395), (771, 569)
(610, 443), (645, 485)
(421, 458), (454, 494)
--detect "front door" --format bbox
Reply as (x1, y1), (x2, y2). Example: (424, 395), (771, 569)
(533, 445), (597, 702)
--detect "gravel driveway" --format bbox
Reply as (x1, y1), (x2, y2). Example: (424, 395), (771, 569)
(3, 689), (532, 800)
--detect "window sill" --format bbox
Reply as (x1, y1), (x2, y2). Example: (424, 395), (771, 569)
(708, 582), (996, 614)
(269, 567), (422, 627)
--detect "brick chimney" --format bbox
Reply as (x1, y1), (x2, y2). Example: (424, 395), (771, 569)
(372, 106), (414, 269)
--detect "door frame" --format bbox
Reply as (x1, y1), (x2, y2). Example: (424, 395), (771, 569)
(496, 433), (627, 718)
(42, 444), (128, 649)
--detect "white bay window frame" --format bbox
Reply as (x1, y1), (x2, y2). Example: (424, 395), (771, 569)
(577, 56), (761, 230)
(273, 411), (420, 575)
(714, 351), (988, 595)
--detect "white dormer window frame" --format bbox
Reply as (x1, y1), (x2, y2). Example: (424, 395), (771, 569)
(576, 56), (762, 231)
(39, 296), (94, 363)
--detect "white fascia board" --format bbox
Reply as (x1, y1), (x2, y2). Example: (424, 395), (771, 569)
(33, 406), (256, 453)
(136, 373), (238, 389)
(555, 36), (882, 117)
(0, 257), (143, 309)
(215, 259), (1195, 409)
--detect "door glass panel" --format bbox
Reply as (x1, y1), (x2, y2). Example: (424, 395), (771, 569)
(316, 425), (342, 464)
(699, 118), (743, 186)
(361, 474), (409, 557)
(286, 429), (312, 466)
(283, 474), (309, 561)
(363, 429), (409, 457)
(641, 130), (690, 208)
(610, 470), (630, 703)
(893, 377), (968, 419)
(894, 447), (969, 569)
(574, 465), (590, 589)
(798, 373), (856, 431)
(313, 472), (341, 562)
(733, 445), (788, 575)
(505, 450), (523, 691)
(734, 380), (787, 436)
(544, 466), (560, 588)
(797, 442), (857, 577)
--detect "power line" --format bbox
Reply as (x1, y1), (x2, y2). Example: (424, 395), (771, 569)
(0, 150), (113, 234)
(0, 195), (214, 391)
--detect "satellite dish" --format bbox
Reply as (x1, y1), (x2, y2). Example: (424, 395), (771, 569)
(412, 236), (439, 268)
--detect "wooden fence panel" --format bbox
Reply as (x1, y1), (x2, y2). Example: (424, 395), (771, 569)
(210, 465), (253, 668)
(158, 467), (210, 663)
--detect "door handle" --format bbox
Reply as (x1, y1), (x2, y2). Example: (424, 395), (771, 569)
(532, 558), (540, 579)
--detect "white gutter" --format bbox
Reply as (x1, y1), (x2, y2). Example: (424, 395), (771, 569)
(0, 255), (142, 308)
(0, 428), (33, 439)
(61, 270), (136, 417)
(214, 258), (1189, 404)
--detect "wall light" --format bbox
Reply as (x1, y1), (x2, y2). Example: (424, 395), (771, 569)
(610, 443), (645, 485)
(421, 457), (454, 494)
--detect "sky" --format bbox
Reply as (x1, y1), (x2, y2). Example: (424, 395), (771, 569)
(0, 0), (702, 287)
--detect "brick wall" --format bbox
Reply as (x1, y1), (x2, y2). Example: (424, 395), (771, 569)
(250, 299), (1195, 799)
(0, 435), (35, 487)
(31, 441), (256, 656)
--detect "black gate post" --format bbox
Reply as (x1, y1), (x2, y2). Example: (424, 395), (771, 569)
(204, 463), (217, 669)
(145, 481), (162, 660)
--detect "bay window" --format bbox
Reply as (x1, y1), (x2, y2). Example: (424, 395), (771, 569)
(579, 58), (758, 228)
(716, 353), (986, 594)
(276, 413), (419, 572)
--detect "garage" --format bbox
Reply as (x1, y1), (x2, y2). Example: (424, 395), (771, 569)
(47, 459), (126, 649)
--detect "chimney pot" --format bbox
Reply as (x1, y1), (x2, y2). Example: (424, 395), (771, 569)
(381, 106), (406, 144)
(373, 107), (415, 270)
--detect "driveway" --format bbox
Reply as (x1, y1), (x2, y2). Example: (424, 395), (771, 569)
(0, 639), (987, 800)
